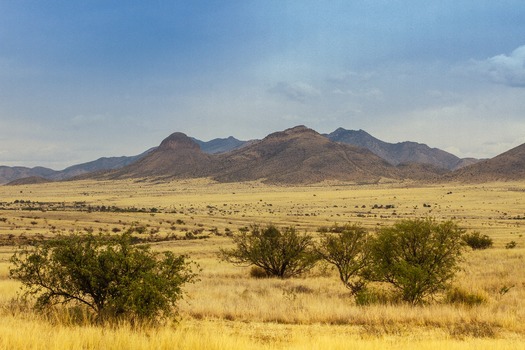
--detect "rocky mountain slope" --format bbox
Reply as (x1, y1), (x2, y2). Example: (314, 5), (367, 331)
(96, 126), (429, 184)
(448, 142), (525, 182)
(211, 126), (400, 183)
(105, 133), (214, 180)
(326, 128), (478, 170)
(192, 136), (249, 154)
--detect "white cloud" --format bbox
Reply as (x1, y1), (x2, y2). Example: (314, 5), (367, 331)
(370, 99), (525, 159)
(472, 45), (525, 87)
(70, 114), (108, 126)
(332, 88), (383, 99)
(268, 81), (321, 102)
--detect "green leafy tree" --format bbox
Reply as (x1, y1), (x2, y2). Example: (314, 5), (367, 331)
(10, 232), (198, 323)
(220, 224), (317, 278)
(316, 223), (370, 294)
(368, 218), (464, 305)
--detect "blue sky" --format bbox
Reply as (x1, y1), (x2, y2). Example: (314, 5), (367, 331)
(1, 1), (525, 169)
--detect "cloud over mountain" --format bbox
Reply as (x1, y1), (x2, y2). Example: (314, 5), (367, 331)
(473, 45), (525, 87)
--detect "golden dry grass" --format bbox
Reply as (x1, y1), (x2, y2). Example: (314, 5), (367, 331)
(0, 179), (524, 349)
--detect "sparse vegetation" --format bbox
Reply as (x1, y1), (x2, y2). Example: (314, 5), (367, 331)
(1, 179), (525, 349)
(505, 240), (517, 249)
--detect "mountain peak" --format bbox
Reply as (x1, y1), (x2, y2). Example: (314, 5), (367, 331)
(265, 125), (319, 141)
(326, 127), (478, 171)
(329, 128), (373, 139)
(158, 132), (200, 151)
(285, 125), (310, 133)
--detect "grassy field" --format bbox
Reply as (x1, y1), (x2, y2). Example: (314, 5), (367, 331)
(1, 179), (524, 349)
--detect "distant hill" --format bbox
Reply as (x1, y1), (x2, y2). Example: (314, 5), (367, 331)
(0, 166), (57, 185)
(104, 133), (215, 180)
(211, 126), (401, 184)
(5, 176), (53, 186)
(0, 150), (152, 185)
(326, 128), (478, 170)
(449, 142), (525, 182)
(192, 136), (249, 154)
(54, 149), (154, 180)
(396, 162), (450, 181)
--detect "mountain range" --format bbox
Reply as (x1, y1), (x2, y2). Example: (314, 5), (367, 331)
(94, 126), (398, 184)
(0, 150), (153, 185)
(1, 126), (523, 185)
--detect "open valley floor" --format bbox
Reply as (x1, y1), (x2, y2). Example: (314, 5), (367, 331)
(1, 179), (524, 349)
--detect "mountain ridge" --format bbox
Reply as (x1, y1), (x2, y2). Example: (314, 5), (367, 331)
(325, 128), (478, 170)
(3, 126), (521, 185)
(447, 142), (525, 182)
(0, 150), (153, 185)
(90, 125), (439, 184)
(192, 136), (250, 154)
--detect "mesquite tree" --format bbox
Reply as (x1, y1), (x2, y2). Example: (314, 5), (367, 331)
(316, 223), (370, 295)
(10, 232), (198, 323)
(368, 218), (464, 304)
(220, 224), (317, 278)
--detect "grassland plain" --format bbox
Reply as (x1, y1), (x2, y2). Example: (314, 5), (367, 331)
(0, 179), (524, 349)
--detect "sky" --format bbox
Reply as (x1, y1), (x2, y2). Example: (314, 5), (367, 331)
(1, 1), (525, 169)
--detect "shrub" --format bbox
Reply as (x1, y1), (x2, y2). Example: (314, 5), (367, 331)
(220, 224), (318, 278)
(354, 286), (395, 306)
(249, 266), (269, 279)
(368, 218), (464, 305)
(445, 286), (486, 306)
(462, 231), (493, 250)
(505, 241), (517, 249)
(315, 223), (370, 294)
(10, 232), (198, 324)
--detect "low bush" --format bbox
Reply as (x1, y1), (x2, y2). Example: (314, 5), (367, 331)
(354, 286), (395, 306)
(505, 241), (517, 249)
(444, 286), (486, 306)
(249, 266), (269, 279)
(462, 231), (493, 250)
